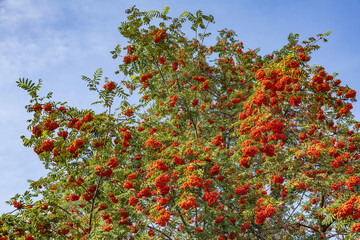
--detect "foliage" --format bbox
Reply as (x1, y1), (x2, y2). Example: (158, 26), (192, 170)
(1, 5), (360, 240)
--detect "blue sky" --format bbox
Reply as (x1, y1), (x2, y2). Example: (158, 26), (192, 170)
(0, 0), (359, 213)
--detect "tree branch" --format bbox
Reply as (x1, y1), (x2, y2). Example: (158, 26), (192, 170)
(147, 225), (172, 240)
(88, 176), (102, 234)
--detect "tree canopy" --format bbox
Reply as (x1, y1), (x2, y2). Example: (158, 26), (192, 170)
(1, 6), (360, 240)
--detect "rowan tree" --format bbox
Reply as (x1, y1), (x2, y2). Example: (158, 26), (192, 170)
(1, 6), (360, 240)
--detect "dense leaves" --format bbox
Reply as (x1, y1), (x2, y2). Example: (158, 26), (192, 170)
(1, 6), (360, 240)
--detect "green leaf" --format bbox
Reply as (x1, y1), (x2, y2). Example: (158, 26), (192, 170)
(162, 5), (170, 15)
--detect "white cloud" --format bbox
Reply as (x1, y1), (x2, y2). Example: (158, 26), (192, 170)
(0, 0), (51, 26)
(0, 35), (71, 80)
(0, 0), (71, 85)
